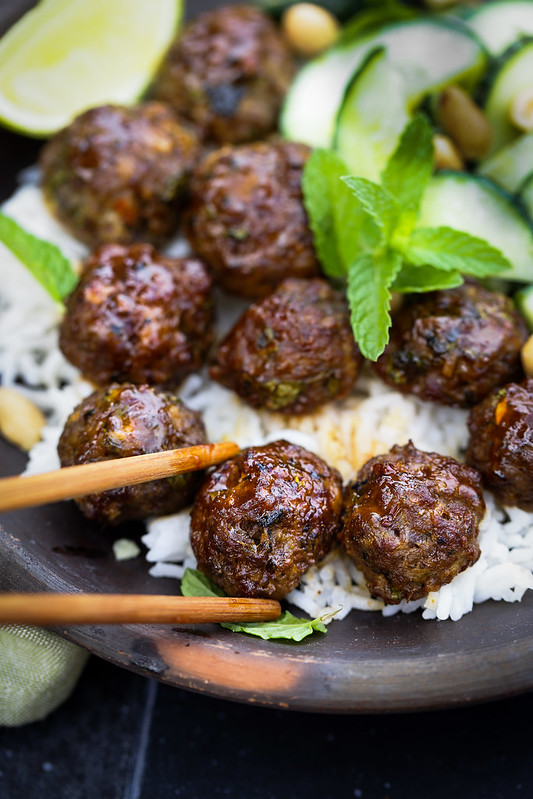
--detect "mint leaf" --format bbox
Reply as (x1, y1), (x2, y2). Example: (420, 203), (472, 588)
(404, 227), (511, 278)
(302, 149), (380, 276)
(381, 114), (434, 237)
(392, 263), (464, 293)
(0, 211), (78, 303)
(302, 148), (347, 278)
(180, 568), (327, 642)
(347, 248), (402, 360)
(180, 568), (225, 597)
(341, 176), (399, 241)
(222, 611), (327, 641)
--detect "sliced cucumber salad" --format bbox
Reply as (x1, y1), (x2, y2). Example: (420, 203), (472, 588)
(281, 16), (486, 150)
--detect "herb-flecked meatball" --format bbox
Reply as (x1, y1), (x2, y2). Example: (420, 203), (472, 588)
(466, 378), (533, 511)
(340, 442), (485, 604)
(184, 140), (320, 298)
(40, 102), (200, 247)
(373, 280), (528, 407)
(151, 4), (295, 143)
(57, 384), (207, 525)
(59, 243), (214, 388)
(190, 439), (343, 599)
(210, 277), (362, 414)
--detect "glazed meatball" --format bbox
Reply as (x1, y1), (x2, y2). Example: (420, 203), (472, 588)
(184, 140), (320, 298)
(190, 440), (343, 599)
(373, 280), (528, 407)
(210, 277), (362, 414)
(466, 378), (533, 511)
(151, 4), (295, 143)
(59, 243), (214, 388)
(40, 102), (200, 247)
(57, 384), (207, 525)
(340, 442), (485, 604)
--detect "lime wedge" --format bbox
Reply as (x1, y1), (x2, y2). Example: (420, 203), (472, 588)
(0, 0), (183, 137)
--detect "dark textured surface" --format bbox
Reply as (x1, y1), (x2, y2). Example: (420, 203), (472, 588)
(1, 655), (532, 799)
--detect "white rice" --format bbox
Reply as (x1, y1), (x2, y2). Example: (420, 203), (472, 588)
(2, 181), (533, 623)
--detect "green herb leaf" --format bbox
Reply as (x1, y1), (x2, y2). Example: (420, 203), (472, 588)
(392, 263), (464, 293)
(302, 148), (348, 278)
(222, 611), (327, 641)
(404, 226), (511, 278)
(381, 114), (434, 237)
(341, 176), (399, 241)
(347, 248), (402, 360)
(0, 211), (78, 302)
(180, 567), (226, 597)
(180, 569), (328, 642)
(302, 149), (381, 274)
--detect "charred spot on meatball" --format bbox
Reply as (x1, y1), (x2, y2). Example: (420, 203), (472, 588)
(373, 280), (528, 408)
(151, 4), (295, 144)
(190, 439), (343, 599)
(59, 243), (215, 388)
(339, 441), (485, 604)
(40, 102), (200, 248)
(466, 377), (533, 511)
(57, 383), (207, 525)
(210, 277), (362, 414)
(183, 140), (320, 298)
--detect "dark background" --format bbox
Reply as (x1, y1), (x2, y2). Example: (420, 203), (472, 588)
(1, 654), (533, 799)
(1, 1), (533, 797)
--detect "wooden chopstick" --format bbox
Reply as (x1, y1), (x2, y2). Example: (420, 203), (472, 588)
(0, 441), (240, 513)
(0, 593), (281, 625)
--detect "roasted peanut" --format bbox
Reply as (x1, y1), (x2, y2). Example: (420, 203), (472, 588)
(433, 133), (465, 171)
(510, 87), (533, 132)
(281, 3), (340, 58)
(437, 85), (492, 160)
(521, 334), (533, 377)
(0, 387), (45, 452)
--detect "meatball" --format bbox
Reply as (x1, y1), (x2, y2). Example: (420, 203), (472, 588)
(57, 384), (207, 525)
(373, 280), (528, 407)
(340, 442), (485, 604)
(210, 277), (362, 414)
(59, 243), (214, 388)
(190, 439), (343, 599)
(151, 4), (295, 144)
(466, 378), (533, 511)
(184, 140), (320, 298)
(40, 102), (200, 247)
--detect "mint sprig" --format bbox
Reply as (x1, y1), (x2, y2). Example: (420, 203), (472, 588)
(180, 568), (328, 642)
(302, 114), (511, 361)
(0, 211), (78, 303)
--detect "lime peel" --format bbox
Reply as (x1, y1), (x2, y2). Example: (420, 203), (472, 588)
(0, 0), (183, 137)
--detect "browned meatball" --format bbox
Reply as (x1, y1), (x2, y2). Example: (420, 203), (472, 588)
(40, 102), (200, 247)
(151, 4), (295, 144)
(59, 243), (215, 388)
(57, 384), (207, 525)
(210, 277), (362, 414)
(340, 442), (485, 604)
(466, 378), (533, 511)
(190, 439), (343, 599)
(373, 280), (528, 407)
(184, 140), (320, 298)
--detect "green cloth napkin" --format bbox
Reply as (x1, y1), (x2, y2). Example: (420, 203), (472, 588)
(0, 625), (89, 726)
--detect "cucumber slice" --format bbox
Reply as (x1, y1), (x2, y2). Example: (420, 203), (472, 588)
(333, 48), (409, 179)
(517, 171), (533, 217)
(514, 281), (533, 329)
(418, 171), (533, 282)
(281, 17), (487, 149)
(466, 0), (533, 56)
(477, 132), (533, 192)
(482, 38), (533, 157)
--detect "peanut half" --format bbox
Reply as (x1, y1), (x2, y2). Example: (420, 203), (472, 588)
(0, 387), (45, 452)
